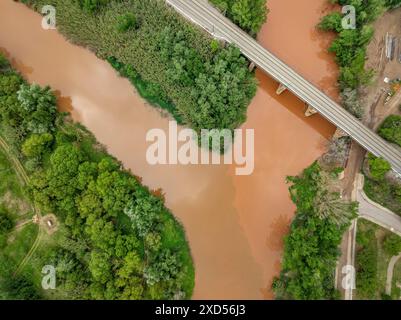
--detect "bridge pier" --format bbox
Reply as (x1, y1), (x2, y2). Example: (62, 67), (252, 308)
(248, 62), (256, 72)
(333, 128), (348, 139)
(276, 83), (287, 95)
(166, 0), (401, 174)
(305, 105), (318, 117)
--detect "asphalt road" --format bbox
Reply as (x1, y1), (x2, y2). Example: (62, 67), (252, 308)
(166, 0), (401, 174)
(356, 174), (401, 236)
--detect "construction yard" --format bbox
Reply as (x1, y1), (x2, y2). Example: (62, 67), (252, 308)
(362, 7), (401, 129)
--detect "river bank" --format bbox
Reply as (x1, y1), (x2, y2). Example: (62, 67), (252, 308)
(0, 0), (336, 299)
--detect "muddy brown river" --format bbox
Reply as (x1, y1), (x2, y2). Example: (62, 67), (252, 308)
(0, 0), (337, 299)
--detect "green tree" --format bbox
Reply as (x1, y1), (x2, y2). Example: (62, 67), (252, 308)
(144, 250), (182, 286)
(124, 191), (163, 238)
(231, 0), (268, 36)
(379, 115), (401, 147)
(314, 187), (357, 225)
(319, 12), (343, 32)
(210, 0), (268, 35)
(355, 223), (378, 299)
(368, 155), (391, 180)
(17, 84), (57, 134)
(89, 251), (112, 284)
(116, 13), (138, 33)
(22, 133), (53, 158)
(45, 144), (84, 214)
(2, 276), (41, 300)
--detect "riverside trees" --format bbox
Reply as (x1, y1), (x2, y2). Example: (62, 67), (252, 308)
(209, 0), (268, 36)
(364, 115), (401, 216)
(0, 54), (194, 299)
(318, 0), (389, 118)
(25, 0), (257, 136)
(379, 115), (401, 147)
(319, 0), (401, 117)
(272, 163), (357, 299)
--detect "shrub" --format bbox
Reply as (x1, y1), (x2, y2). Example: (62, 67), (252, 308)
(368, 154), (391, 180)
(383, 234), (401, 256)
(209, 0), (268, 35)
(0, 208), (13, 234)
(116, 13), (138, 33)
(22, 133), (53, 158)
(379, 115), (401, 147)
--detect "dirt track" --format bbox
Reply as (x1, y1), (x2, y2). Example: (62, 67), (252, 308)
(362, 8), (401, 128)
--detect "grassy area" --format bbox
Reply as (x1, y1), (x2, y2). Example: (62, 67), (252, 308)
(0, 146), (30, 215)
(0, 148), (22, 197)
(392, 259), (401, 298)
(107, 57), (183, 124)
(0, 142), (40, 299)
(1, 224), (38, 267)
(20, 225), (70, 299)
(364, 176), (401, 216)
(355, 219), (401, 300)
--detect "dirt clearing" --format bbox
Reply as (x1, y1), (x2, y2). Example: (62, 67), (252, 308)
(362, 8), (401, 128)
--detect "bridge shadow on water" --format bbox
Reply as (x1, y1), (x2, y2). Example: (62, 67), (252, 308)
(254, 69), (337, 141)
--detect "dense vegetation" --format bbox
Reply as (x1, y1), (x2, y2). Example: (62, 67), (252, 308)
(355, 220), (378, 298)
(364, 175), (401, 216)
(209, 0), (268, 36)
(356, 219), (401, 299)
(378, 115), (401, 147)
(272, 162), (357, 299)
(358, 116), (401, 295)
(23, 0), (257, 136)
(0, 54), (194, 299)
(383, 234), (401, 256)
(386, 0), (401, 8)
(273, 0), (400, 301)
(0, 208), (14, 235)
(319, 0), (398, 118)
(367, 154), (391, 181)
(364, 115), (401, 216)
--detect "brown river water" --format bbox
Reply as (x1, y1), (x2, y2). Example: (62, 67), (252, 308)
(0, 0), (337, 299)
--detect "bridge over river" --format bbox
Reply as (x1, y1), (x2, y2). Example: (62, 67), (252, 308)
(166, 0), (401, 174)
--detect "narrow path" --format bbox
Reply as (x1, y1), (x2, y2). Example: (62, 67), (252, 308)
(15, 219), (32, 230)
(386, 253), (401, 295)
(6, 219), (32, 237)
(0, 134), (44, 276)
(0, 136), (29, 184)
(14, 229), (43, 276)
(336, 142), (365, 300)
